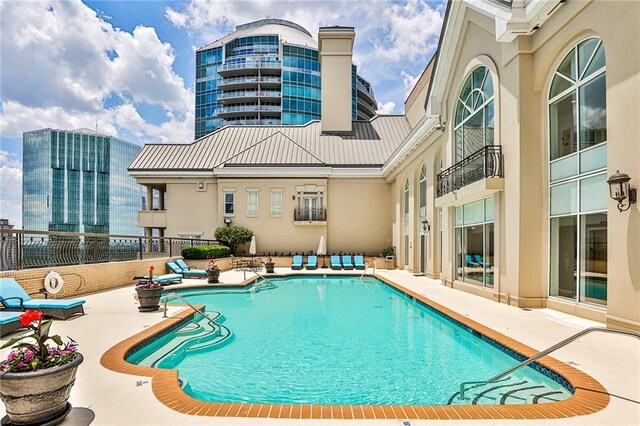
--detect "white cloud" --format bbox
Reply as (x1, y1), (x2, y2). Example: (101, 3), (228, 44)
(401, 70), (420, 98)
(0, 150), (22, 228)
(377, 101), (397, 114)
(0, 0), (193, 144)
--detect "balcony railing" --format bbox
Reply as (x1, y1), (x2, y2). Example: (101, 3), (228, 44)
(294, 208), (327, 222)
(436, 145), (504, 198)
(0, 229), (218, 271)
(219, 60), (281, 72)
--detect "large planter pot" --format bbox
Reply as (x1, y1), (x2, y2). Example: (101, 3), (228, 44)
(0, 353), (83, 425)
(136, 286), (163, 312)
(265, 262), (275, 273)
(207, 269), (220, 284)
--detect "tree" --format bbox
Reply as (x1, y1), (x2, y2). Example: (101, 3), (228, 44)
(214, 226), (253, 255)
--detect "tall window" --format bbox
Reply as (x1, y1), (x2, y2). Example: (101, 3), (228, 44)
(454, 66), (495, 162)
(271, 190), (283, 216)
(247, 190), (258, 216)
(548, 38), (607, 305)
(419, 164), (427, 219)
(404, 179), (410, 265)
(224, 192), (235, 215)
(454, 197), (494, 287)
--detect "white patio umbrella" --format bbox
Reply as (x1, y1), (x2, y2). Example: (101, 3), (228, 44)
(249, 235), (256, 256)
(317, 235), (327, 268)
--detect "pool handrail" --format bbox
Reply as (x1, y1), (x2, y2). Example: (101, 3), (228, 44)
(360, 259), (377, 280)
(458, 326), (640, 400)
(162, 292), (218, 327)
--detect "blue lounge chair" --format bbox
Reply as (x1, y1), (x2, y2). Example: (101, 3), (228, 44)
(330, 255), (342, 270)
(0, 311), (24, 336)
(465, 255), (480, 267)
(354, 255), (366, 270)
(169, 260), (207, 278)
(154, 274), (183, 285)
(306, 256), (318, 270)
(474, 255), (491, 268)
(291, 255), (303, 270)
(0, 278), (85, 320)
(342, 255), (354, 270)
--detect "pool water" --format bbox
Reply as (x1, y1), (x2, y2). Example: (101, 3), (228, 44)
(128, 276), (572, 405)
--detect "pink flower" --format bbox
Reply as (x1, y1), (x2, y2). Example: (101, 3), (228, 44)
(24, 351), (33, 361)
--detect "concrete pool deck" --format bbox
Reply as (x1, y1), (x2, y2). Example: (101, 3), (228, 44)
(1, 268), (638, 425)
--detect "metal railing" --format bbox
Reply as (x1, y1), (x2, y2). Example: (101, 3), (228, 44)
(458, 326), (640, 400)
(162, 292), (218, 326)
(0, 229), (219, 271)
(436, 145), (504, 198)
(219, 60), (281, 72)
(217, 104), (282, 114)
(360, 260), (377, 280)
(293, 208), (327, 222)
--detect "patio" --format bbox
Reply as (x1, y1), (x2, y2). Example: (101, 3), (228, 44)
(1, 268), (638, 425)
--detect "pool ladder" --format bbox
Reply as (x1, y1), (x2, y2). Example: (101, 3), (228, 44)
(458, 326), (640, 400)
(162, 292), (218, 327)
(360, 259), (377, 280)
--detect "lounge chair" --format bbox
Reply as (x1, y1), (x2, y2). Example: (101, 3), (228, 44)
(154, 274), (183, 285)
(330, 255), (342, 270)
(306, 256), (318, 270)
(465, 255), (480, 267)
(474, 255), (491, 268)
(0, 278), (85, 320)
(354, 255), (366, 270)
(342, 255), (354, 270)
(291, 255), (303, 270)
(173, 260), (207, 278)
(0, 311), (24, 337)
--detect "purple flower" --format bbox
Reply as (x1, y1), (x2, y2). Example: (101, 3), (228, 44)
(7, 352), (16, 361)
(24, 351), (33, 361)
(17, 362), (26, 368)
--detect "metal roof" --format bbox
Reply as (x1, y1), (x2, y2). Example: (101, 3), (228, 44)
(128, 115), (411, 171)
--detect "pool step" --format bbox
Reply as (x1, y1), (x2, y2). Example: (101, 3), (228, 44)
(133, 312), (232, 369)
(446, 376), (571, 405)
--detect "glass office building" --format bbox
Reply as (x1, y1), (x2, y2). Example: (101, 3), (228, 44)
(195, 18), (378, 139)
(23, 128), (143, 236)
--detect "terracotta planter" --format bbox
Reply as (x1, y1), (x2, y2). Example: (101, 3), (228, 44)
(136, 286), (163, 312)
(207, 269), (220, 283)
(0, 353), (83, 425)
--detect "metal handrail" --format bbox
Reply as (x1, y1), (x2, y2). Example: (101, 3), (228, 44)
(162, 292), (218, 326)
(459, 326), (640, 400)
(360, 259), (377, 280)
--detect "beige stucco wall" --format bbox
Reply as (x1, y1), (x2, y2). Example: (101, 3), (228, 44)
(388, 0), (640, 330)
(404, 60), (434, 128)
(319, 29), (355, 133)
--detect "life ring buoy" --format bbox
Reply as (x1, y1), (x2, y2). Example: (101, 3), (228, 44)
(44, 271), (64, 294)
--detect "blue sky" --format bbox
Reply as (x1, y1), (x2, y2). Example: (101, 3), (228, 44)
(0, 0), (444, 228)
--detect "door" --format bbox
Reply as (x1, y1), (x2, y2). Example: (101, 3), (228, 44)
(420, 233), (427, 273)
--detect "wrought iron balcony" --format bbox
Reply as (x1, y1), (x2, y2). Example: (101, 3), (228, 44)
(436, 145), (504, 198)
(294, 208), (327, 222)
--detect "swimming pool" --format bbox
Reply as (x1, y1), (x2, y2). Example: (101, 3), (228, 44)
(126, 275), (572, 406)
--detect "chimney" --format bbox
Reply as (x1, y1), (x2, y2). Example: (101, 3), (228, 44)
(318, 26), (355, 134)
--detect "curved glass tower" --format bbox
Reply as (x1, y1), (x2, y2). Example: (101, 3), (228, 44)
(195, 19), (378, 139)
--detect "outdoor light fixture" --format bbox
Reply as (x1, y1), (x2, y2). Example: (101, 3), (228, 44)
(607, 170), (637, 212)
(421, 219), (431, 232)
(223, 217), (232, 226)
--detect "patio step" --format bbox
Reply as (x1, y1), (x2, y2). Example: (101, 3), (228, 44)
(446, 376), (570, 405)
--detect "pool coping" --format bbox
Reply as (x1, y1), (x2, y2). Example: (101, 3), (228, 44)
(100, 274), (610, 420)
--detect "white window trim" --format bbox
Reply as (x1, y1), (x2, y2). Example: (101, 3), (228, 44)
(270, 189), (284, 217)
(223, 190), (235, 217)
(246, 189), (259, 217)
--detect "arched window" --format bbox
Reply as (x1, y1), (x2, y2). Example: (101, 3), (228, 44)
(548, 37), (607, 305)
(404, 178), (410, 265)
(419, 163), (427, 218)
(454, 66), (494, 162)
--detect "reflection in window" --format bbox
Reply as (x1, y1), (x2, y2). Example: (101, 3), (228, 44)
(454, 197), (494, 287)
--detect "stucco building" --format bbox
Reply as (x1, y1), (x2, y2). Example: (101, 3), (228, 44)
(129, 0), (639, 331)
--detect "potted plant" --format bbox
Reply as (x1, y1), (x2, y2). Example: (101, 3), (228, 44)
(135, 265), (163, 312)
(265, 256), (275, 273)
(207, 259), (220, 283)
(0, 310), (82, 425)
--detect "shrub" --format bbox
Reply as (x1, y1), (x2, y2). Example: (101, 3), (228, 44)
(380, 246), (396, 257)
(181, 245), (230, 260)
(214, 226), (253, 255)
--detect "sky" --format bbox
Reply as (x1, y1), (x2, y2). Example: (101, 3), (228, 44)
(0, 0), (445, 229)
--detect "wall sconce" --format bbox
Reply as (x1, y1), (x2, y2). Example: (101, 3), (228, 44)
(607, 170), (637, 212)
(223, 217), (232, 227)
(421, 218), (431, 233)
